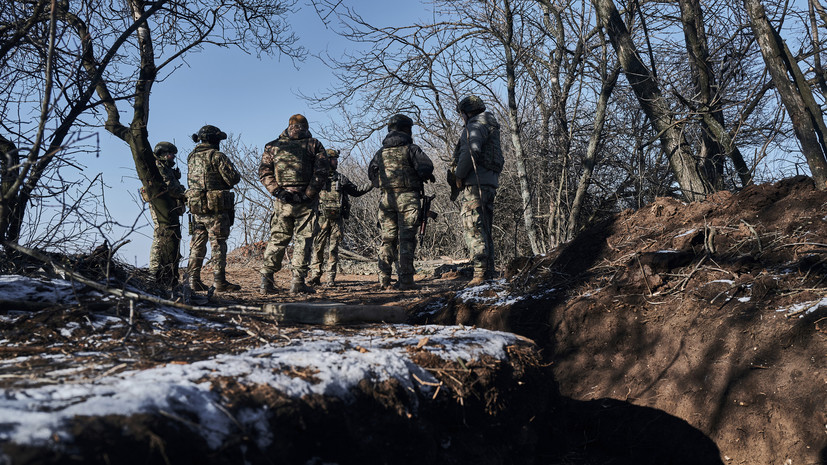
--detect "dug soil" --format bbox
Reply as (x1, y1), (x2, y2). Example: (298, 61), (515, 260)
(2, 175), (826, 464)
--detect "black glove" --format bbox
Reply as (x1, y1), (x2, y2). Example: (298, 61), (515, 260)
(294, 191), (311, 204)
(424, 173), (436, 183)
(274, 188), (293, 204)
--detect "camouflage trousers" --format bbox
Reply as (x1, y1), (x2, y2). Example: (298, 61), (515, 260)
(378, 190), (420, 282)
(148, 206), (182, 287)
(260, 199), (316, 280)
(188, 212), (232, 276)
(309, 210), (343, 280)
(460, 185), (496, 278)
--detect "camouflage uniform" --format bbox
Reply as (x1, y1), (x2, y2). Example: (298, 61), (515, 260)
(368, 114), (434, 289)
(258, 115), (329, 295)
(185, 126), (242, 292)
(147, 141), (186, 287)
(451, 96), (502, 285)
(308, 149), (373, 286)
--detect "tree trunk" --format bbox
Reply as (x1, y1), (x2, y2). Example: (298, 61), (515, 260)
(568, 65), (619, 239)
(591, 0), (716, 201)
(743, 0), (827, 189)
(0, 135), (19, 244)
(503, 0), (544, 255)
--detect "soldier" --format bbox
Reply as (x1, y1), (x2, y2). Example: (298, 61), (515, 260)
(449, 95), (503, 286)
(146, 141), (186, 288)
(368, 114), (435, 290)
(258, 114), (329, 295)
(185, 125), (242, 292)
(307, 149), (373, 288)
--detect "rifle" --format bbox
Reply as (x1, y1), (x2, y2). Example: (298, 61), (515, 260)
(418, 193), (438, 246)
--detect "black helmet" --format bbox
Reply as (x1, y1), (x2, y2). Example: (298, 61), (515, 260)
(387, 114), (413, 132)
(191, 125), (227, 143)
(153, 141), (177, 160)
(326, 148), (340, 158)
(457, 95), (486, 115)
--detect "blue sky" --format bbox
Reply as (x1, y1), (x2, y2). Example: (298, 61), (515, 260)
(96, 1), (427, 265)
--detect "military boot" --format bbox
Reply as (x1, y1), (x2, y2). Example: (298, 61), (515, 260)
(379, 275), (392, 290)
(396, 276), (419, 291)
(467, 275), (486, 287)
(306, 274), (321, 287)
(189, 270), (208, 292)
(214, 271), (241, 292)
(290, 279), (315, 295)
(260, 273), (277, 295)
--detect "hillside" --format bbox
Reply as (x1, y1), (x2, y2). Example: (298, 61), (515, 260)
(0, 176), (826, 464)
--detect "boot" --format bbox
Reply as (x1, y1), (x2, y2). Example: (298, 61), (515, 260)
(467, 275), (486, 287)
(260, 273), (277, 295)
(214, 271), (241, 292)
(306, 274), (321, 286)
(290, 279), (315, 295)
(396, 276), (419, 291)
(189, 270), (208, 292)
(379, 275), (392, 290)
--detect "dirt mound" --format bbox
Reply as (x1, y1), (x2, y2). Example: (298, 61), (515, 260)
(421, 176), (827, 464)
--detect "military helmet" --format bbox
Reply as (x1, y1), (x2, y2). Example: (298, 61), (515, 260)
(457, 95), (486, 114)
(191, 125), (227, 143)
(326, 149), (340, 158)
(153, 141), (177, 160)
(387, 113), (413, 132)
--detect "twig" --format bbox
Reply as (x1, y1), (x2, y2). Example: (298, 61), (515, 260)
(5, 242), (264, 316)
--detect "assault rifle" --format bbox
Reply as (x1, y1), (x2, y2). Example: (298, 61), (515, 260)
(418, 193), (438, 246)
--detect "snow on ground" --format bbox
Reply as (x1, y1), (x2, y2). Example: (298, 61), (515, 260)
(0, 274), (105, 305)
(0, 275), (528, 451)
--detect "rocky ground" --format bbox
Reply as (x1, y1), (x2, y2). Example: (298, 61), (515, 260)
(1, 176), (826, 464)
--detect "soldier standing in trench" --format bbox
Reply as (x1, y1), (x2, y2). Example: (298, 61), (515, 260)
(307, 148), (373, 288)
(146, 141), (186, 289)
(368, 114), (435, 290)
(448, 95), (503, 286)
(258, 114), (330, 295)
(185, 125), (242, 293)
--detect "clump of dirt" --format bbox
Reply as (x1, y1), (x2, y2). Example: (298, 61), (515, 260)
(421, 176), (827, 465)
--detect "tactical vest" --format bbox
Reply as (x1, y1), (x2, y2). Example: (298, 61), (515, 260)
(476, 115), (504, 173)
(187, 148), (232, 191)
(272, 138), (314, 188)
(376, 145), (420, 191)
(319, 172), (343, 212)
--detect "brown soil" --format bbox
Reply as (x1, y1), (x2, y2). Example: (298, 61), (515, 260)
(2, 175), (826, 465)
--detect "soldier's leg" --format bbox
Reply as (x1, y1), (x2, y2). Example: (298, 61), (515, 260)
(460, 187), (489, 284)
(206, 212), (238, 292)
(308, 214), (331, 284)
(289, 202), (316, 294)
(377, 193), (398, 288)
(188, 217), (209, 290)
(325, 217), (343, 284)
(481, 186), (497, 279)
(396, 191), (421, 289)
(261, 201), (294, 276)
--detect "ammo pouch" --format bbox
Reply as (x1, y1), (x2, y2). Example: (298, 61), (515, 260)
(206, 190), (235, 213)
(186, 189), (208, 215)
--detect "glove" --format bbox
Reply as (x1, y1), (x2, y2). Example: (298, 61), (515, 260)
(274, 188), (293, 204)
(294, 191), (311, 204)
(424, 173), (436, 183)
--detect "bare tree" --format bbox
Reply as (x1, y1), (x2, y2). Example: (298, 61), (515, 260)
(743, 0), (827, 189)
(1, 0), (302, 280)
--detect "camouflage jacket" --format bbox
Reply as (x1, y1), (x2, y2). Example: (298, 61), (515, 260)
(368, 131), (433, 192)
(186, 143), (241, 192)
(156, 160), (186, 200)
(259, 129), (329, 198)
(318, 170), (372, 218)
(453, 111), (501, 188)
